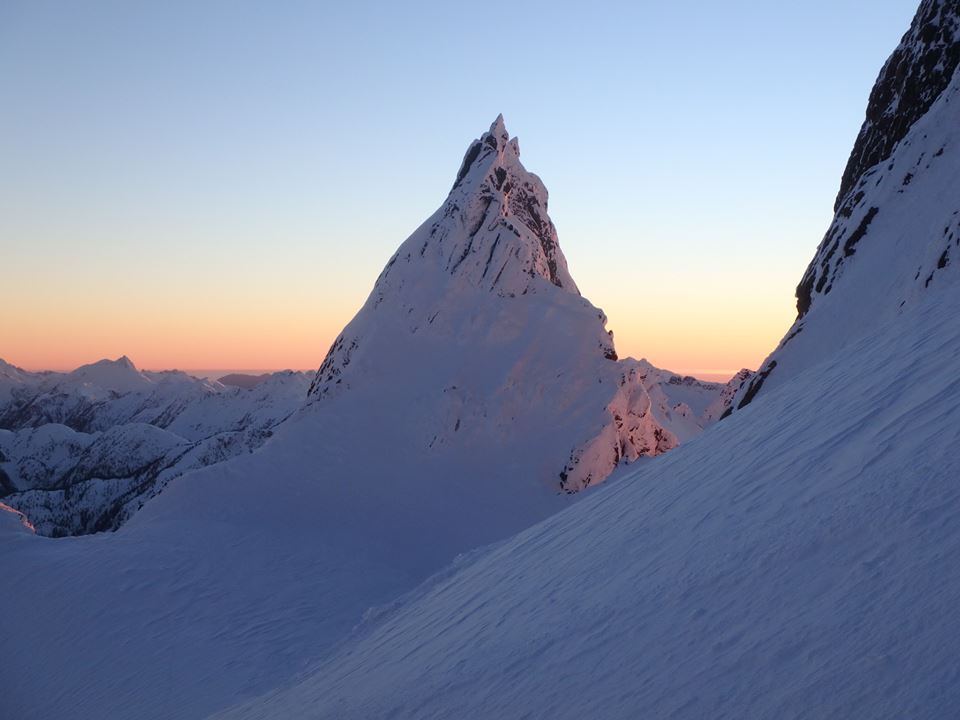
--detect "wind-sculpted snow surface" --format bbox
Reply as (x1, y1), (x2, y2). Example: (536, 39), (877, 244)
(215, 281), (960, 720)
(0, 119), (737, 720)
(205, 9), (960, 718)
(0, 358), (311, 534)
(310, 116), (738, 491)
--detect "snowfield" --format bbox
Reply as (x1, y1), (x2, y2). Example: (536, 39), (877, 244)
(3, 2), (959, 717)
(215, 279), (960, 720)
(0, 118), (737, 719)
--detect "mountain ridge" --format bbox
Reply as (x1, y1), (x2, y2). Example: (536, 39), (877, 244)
(732, 0), (960, 411)
(308, 115), (737, 491)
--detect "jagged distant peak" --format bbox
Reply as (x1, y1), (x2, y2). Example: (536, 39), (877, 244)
(66, 355), (152, 393)
(78, 355), (138, 371)
(836, 0), (960, 210)
(0, 358), (28, 375)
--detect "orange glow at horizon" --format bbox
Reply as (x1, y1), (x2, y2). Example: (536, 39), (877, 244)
(2, 281), (794, 380)
(2, 212), (801, 380)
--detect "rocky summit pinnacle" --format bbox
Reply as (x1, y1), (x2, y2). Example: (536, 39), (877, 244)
(437, 114), (577, 294)
(307, 115), (595, 402)
(306, 116), (739, 494)
(310, 115), (582, 330)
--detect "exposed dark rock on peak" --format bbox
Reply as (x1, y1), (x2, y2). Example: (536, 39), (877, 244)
(306, 118), (738, 492)
(310, 116), (583, 402)
(836, 0), (960, 210)
(733, 1), (960, 415)
(453, 140), (484, 189)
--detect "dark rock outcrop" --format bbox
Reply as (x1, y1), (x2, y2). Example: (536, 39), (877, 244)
(836, 0), (960, 211)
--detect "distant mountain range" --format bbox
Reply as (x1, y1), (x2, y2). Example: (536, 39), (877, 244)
(0, 356), (310, 535)
(0, 116), (744, 540)
(5, 1), (959, 718)
(0, 110), (742, 719)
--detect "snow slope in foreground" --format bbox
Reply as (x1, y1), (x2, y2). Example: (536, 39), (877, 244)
(0, 117), (738, 720)
(0, 395), (570, 720)
(216, 282), (960, 720)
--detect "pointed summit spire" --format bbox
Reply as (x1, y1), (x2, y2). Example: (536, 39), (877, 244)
(309, 117), (585, 400)
(436, 116), (576, 293)
(489, 113), (509, 144)
(452, 114), (519, 190)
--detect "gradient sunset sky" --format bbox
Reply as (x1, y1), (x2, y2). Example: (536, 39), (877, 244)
(1, 1), (918, 378)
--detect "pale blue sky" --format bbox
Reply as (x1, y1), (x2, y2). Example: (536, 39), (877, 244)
(1, 1), (920, 374)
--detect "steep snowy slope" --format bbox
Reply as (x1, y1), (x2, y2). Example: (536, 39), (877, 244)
(734, 0), (960, 409)
(309, 115), (736, 491)
(206, 6), (960, 718)
(216, 265), (960, 720)
(0, 375), (578, 719)
(0, 119), (735, 720)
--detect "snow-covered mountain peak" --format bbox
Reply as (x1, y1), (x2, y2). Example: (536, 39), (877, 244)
(0, 113), (744, 714)
(452, 114), (520, 188)
(79, 355), (137, 371)
(304, 118), (739, 492)
(308, 116), (595, 402)
(67, 355), (152, 394)
(0, 359), (30, 380)
(490, 112), (508, 140)
(429, 114), (577, 295)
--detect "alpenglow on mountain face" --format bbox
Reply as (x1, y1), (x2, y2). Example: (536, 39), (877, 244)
(308, 114), (595, 402)
(733, 0), (960, 410)
(211, 5), (960, 719)
(308, 115), (740, 491)
(0, 118), (740, 720)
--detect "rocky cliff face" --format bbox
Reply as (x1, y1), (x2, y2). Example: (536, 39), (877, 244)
(835, 0), (960, 212)
(734, 1), (960, 411)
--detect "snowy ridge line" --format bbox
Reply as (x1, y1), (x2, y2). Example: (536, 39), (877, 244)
(0, 357), (312, 535)
(0, 116), (742, 720)
(733, 32), (960, 411)
(305, 114), (744, 492)
(212, 278), (960, 720)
